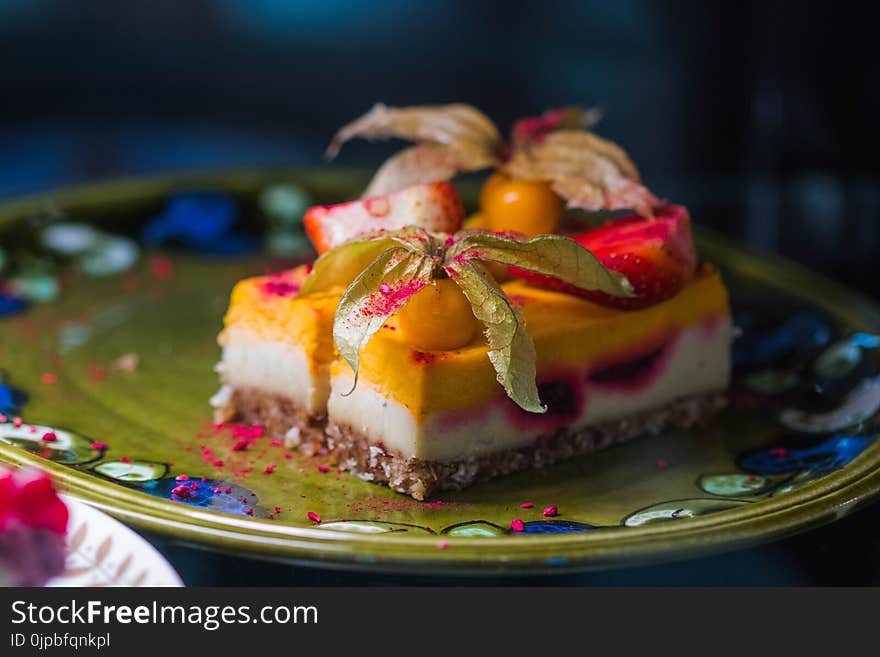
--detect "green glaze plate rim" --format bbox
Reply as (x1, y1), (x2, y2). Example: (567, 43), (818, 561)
(2, 167), (880, 575)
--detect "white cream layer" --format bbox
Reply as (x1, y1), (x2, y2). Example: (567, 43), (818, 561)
(217, 325), (328, 415)
(327, 317), (732, 462)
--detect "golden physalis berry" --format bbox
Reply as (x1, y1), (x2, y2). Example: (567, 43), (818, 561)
(479, 172), (564, 237)
(478, 171), (507, 214)
(396, 279), (478, 351)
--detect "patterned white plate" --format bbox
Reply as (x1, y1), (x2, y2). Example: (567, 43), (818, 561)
(48, 496), (183, 587)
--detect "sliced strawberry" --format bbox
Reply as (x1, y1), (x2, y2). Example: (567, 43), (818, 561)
(510, 205), (696, 309)
(304, 182), (465, 254)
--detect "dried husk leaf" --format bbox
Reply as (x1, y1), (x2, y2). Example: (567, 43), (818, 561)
(504, 129), (659, 215)
(546, 176), (605, 209)
(445, 258), (545, 413)
(386, 225), (444, 254)
(555, 175), (659, 218)
(299, 232), (398, 296)
(363, 143), (498, 197)
(327, 103), (503, 160)
(448, 231), (634, 298)
(505, 130), (638, 180)
(334, 248), (436, 389)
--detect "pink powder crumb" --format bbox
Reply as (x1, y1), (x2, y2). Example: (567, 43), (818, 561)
(171, 485), (190, 499)
(411, 351), (438, 365)
(41, 373), (57, 385)
(360, 279), (427, 318)
(217, 423), (265, 440)
(520, 502), (534, 509)
(511, 519), (525, 532)
(307, 511), (321, 524)
(270, 439), (283, 447)
(260, 271), (301, 298)
(274, 506), (282, 514)
(13, 417), (22, 428)
(317, 464), (331, 474)
(41, 431), (57, 442)
(264, 464), (276, 474)
(436, 541), (450, 550)
(120, 456), (131, 463)
(263, 280), (300, 297)
(91, 442), (109, 450)
(175, 474), (190, 482)
(149, 255), (174, 280)
(542, 505), (558, 517)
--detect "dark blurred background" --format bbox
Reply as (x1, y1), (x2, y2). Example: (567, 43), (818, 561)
(2, 0), (878, 295)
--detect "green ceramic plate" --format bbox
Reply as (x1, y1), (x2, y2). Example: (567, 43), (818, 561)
(1, 169), (879, 575)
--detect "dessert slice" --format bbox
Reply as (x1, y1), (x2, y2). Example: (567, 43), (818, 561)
(216, 218), (730, 499)
(215, 103), (733, 498)
(0, 466), (69, 586)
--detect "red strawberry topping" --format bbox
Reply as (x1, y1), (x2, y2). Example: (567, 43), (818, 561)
(304, 182), (464, 254)
(511, 204), (696, 309)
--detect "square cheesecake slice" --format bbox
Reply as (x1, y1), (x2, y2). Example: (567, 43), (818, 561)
(216, 264), (731, 499)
